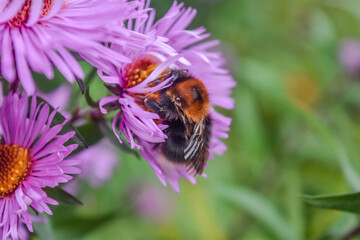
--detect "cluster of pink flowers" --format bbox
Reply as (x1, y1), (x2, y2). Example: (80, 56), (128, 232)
(0, 0), (234, 239)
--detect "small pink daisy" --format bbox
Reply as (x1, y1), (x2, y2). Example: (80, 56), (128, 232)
(0, 92), (80, 239)
(339, 39), (360, 77)
(62, 138), (119, 196)
(0, 0), (147, 94)
(99, 0), (235, 192)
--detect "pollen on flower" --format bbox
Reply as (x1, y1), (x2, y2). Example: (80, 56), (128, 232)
(123, 56), (162, 89)
(123, 55), (170, 110)
(0, 144), (31, 198)
(7, 0), (54, 28)
(41, 0), (54, 17)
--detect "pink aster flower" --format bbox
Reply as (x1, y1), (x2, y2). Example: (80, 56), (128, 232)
(38, 84), (72, 114)
(0, 0), (147, 94)
(128, 180), (174, 222)
(339, 39), (360, 77)
(64, 138), (119, 194)
(71, 138), (118, 188)
(0, 92), (80, 239)
(99, 1), (235, 192)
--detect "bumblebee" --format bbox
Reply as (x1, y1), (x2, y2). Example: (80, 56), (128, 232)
(144, 69), (211, 175)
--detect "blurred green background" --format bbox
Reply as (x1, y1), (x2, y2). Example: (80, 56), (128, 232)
(33, 0), (360, 239)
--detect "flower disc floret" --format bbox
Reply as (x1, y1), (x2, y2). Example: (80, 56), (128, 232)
(0, 145), (31, 198)
(7, 0), (53, 28)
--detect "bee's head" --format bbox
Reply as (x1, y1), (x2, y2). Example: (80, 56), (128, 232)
(167, 78), (210, 122)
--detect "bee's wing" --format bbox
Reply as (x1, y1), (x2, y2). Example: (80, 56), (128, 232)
(184, 118), (208, 174)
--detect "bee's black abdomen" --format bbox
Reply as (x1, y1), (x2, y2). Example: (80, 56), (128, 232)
(162, 119), (187, 163)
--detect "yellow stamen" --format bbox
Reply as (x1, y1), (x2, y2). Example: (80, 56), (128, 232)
(0, 144), (32, 198)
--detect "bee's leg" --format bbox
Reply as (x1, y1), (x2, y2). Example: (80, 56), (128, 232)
(147, 72), (172, 86)
(150, 79), (162, 85)
(134, 96), (145, 103)
(144, 98), (163, 115)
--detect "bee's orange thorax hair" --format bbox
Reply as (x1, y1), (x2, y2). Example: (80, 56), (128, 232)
(168, 78), (210, 123)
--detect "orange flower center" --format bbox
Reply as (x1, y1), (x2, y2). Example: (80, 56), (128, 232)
(123, 56), (169, 122)
(123, 56), (162, 89)
(7, 0), (54, 28)
(0, 144), (32, 198)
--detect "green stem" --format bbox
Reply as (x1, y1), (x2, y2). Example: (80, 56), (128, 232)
(85, 87), (98, 108)
(84, 67), (97, 86)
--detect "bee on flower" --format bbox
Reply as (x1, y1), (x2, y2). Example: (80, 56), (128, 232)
(98, 1), (235, 192)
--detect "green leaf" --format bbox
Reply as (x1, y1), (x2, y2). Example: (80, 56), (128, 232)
(51, 212), (119, 238)
(337, 147), (360, 192)
(45, 187), (83, 206)
(214, 184), (300, 240)
(33, 71), (64, 93)
(35, 96), (88, 149)
(302, 192), (360, 214)
(76, 122), (103, 147)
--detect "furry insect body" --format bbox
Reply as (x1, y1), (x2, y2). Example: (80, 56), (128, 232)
(144, 69), (211, 174)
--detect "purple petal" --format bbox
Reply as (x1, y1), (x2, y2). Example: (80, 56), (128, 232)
(26, 0), (43, 26)
(0, 0), (26, 23)
(1, 28), (16, 82)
